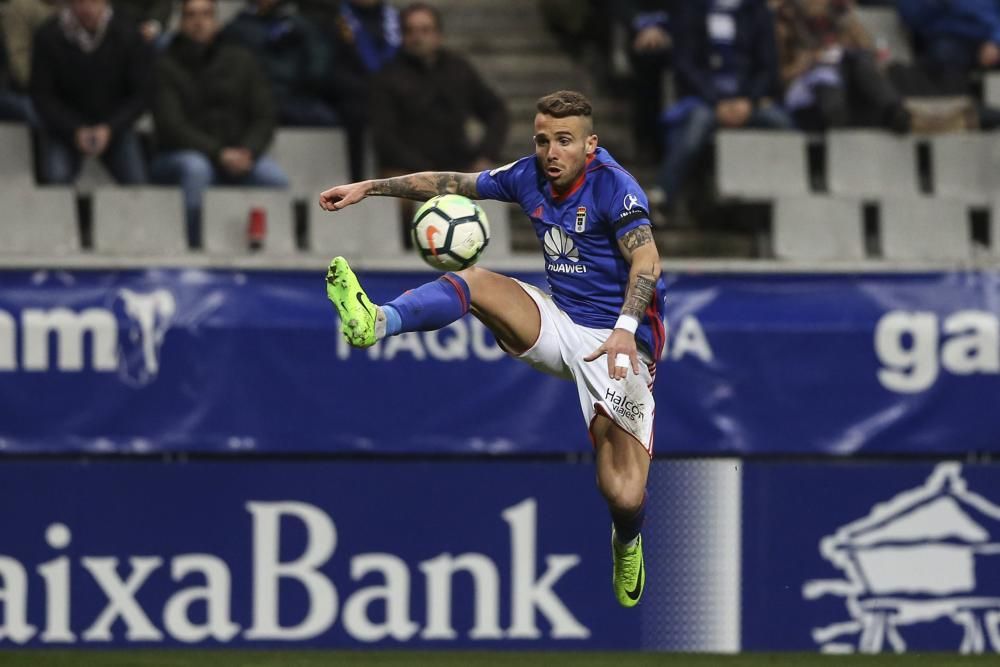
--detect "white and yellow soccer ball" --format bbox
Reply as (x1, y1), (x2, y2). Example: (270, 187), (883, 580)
(411, 194), (490, 271)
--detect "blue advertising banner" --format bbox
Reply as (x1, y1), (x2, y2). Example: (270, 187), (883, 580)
(0, 269), (997, 455)
(0, 459), (738, 650)
(741, 461), (1000, 655)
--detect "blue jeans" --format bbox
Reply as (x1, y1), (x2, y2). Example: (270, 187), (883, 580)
(150, 150), (289, 247)
(0, 91), (38, 126)
(658, 101), (794, 204)
(39, 129), (148, 185)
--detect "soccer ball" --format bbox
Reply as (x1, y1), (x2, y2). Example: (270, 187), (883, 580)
(411, 194), (490, 271)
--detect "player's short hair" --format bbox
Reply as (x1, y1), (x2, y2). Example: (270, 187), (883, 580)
(536, 90), (594, 132)
(401, 2), (443, 31)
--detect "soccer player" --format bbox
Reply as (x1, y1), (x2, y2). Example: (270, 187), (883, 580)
(319, 90), (665, 608)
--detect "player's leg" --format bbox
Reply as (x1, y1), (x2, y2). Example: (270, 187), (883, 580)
(592, 414), (650, 608)
(327, 258), (539, 353)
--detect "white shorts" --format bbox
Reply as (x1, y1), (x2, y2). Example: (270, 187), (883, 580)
(508, 280), (656, 456)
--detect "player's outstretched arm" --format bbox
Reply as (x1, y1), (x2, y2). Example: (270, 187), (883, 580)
(319, 172), (480, 211)
(585, 225), (661, 380)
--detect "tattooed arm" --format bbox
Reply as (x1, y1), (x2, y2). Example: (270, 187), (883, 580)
(319, 172), (480, 211)
(584, 223), (661, 380)
(618, 224), (661, 323)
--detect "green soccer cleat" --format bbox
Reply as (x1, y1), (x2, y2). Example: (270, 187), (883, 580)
(326, 256), (382, 348)
(612, 530), (645, 608)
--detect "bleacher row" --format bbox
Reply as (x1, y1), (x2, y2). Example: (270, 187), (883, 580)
(3, 121), (998, 265)
(0, 122), (519, 266)
(716, 129), (1000, 262)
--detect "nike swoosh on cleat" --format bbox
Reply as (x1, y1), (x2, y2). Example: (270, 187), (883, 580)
(355, 291), (375, 320)
(626, 559), (644, 601)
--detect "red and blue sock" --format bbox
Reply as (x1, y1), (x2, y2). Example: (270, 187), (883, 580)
(383, 273), (471, 336)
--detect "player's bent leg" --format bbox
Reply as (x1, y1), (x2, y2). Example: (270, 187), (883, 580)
(458, 266), (541, 356)
(593, 414), (650, 608)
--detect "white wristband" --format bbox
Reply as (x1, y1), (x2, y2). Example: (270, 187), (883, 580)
(614, 315), (639, 334)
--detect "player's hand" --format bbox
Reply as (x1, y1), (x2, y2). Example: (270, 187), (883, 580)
(584, 328), (640, 381)
(319, 180), (371, 212)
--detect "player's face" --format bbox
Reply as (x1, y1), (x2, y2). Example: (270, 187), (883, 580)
(181, 0), (218, 44)
(533, 113), (597, 193)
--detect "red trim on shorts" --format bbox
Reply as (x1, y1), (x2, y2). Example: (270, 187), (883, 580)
(440, 274), (469, 313)
(645, 298), (665, 364)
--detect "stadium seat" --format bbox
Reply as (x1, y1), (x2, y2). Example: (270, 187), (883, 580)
(91, 186), (187, 255)
(879, 197), (970, 261)
(854, 6), (913, 65)
(985, 72), (1000, 108)
(0, 123), (36, 188)
(74, 156), (117, 193)
(215, 0), (244, 24)
(202, 188), (296, 255)
(269, 128), (350, 199)
(309, 194), (426, 266)
(827, 130), (919, 198)
(475, 199), (514, 259)
(772, 195), (865, 261)
(716, 130), (809, 198)
(931, 133), (1000, 205)
(0, 186), (78, 256)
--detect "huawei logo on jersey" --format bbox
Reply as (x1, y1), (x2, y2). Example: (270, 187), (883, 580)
(543, 227), (587, 274)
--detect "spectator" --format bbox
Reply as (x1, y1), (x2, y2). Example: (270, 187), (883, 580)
(621, 0), (674, 163)
(151, 0), (288, 247)
(113, 0), (173, 46)
(898, 0), (1000, 83)
(30, 0), (149, 184)
(657, 0), (792, 211)
(222, 0), (340, 127)
(774, 0), (911, 132)
(0, 0), (57, 124)
(331, 0), (401, 180)
(370, 3), (508, 175)
(539, 0), (618, 88)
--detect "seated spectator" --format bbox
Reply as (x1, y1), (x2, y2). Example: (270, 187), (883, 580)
(657, 0), (793, 212)
(113, 0), (173, 47)
(898, 0), (1000, 87)
(0, 0), (57, 125)
(330, 0), (401, 179)
(774, 0), (910, 132)
(222, 0), (340, 127)
(539, 0), (618, 89)
(30, 0), (149, 184)
(370, 3), (508, 175)
(621, 0), (674, 163)
(151, 0), (288, 247)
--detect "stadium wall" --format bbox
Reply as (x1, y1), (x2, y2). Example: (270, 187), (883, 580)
(0, 267), (998, 654)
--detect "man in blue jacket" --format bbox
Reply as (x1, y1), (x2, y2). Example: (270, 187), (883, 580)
(897, 0), (1000, 74)
(656, 0), (792, 214)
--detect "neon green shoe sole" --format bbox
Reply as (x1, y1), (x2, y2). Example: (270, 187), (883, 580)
(612, 531), (644, 608)
(326, 256), (378, 348)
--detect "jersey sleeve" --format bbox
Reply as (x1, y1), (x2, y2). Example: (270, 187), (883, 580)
(475, 156), (533, 203)
(604, 171), (653, 240)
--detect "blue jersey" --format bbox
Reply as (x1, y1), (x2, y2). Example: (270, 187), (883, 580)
(476, 147), (666, 359)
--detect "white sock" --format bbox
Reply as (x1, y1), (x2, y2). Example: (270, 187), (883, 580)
(374, 306), (387, 340)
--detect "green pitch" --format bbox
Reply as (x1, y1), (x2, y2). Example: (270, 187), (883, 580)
(0, 652), (996, 667)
